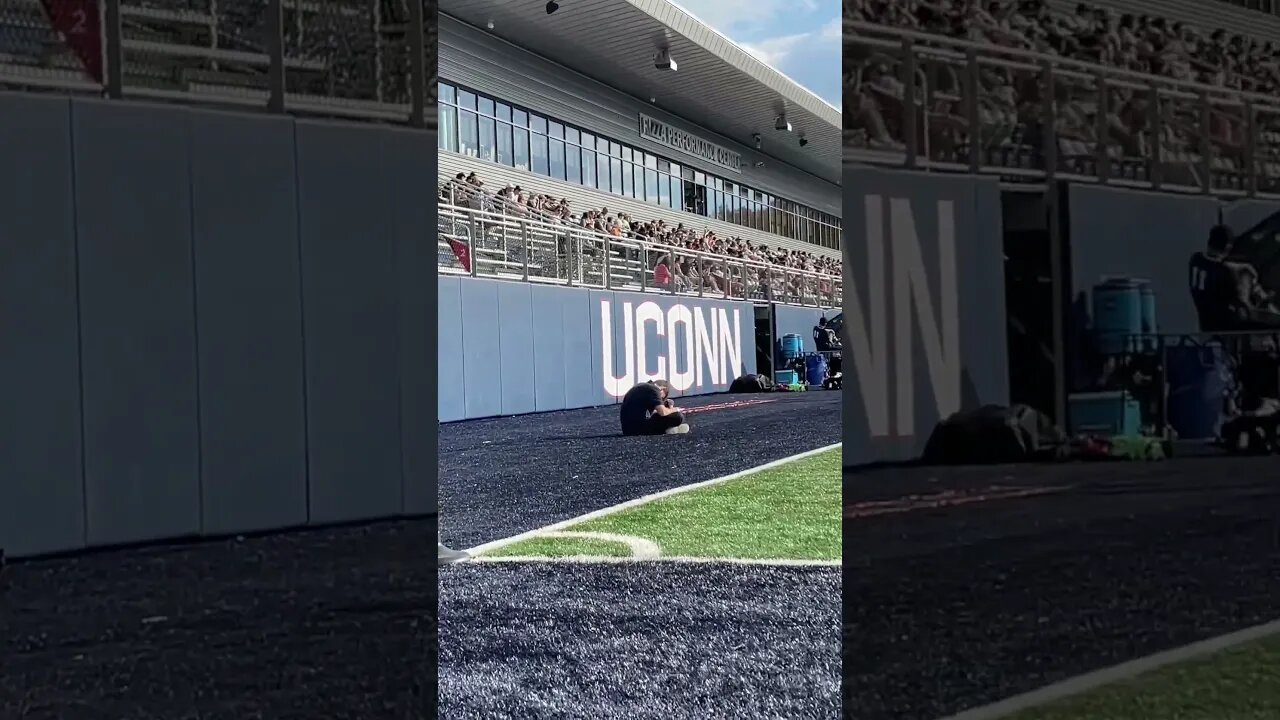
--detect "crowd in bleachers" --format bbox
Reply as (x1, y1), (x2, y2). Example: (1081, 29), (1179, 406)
(441, 171), (841, 282)
(846, 0), (1280, 179)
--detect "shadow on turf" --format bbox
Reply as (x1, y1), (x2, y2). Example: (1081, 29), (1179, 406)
(2, 513), (436, 566)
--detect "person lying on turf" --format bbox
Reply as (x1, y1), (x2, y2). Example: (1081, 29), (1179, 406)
(620, 379), (690, 435)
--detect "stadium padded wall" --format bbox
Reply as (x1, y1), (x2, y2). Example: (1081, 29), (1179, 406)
(841, 167), (1010, 466)
(437, 278), (758, 422)
(0, 94), (436, 558)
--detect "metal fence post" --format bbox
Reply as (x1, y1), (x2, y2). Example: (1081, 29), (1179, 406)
(900, 38), (918, 170)
(965, 48), (980, 173)
(603, 239), (612, 289)
(266, 0), (285, 113)
(1041, 61), (1057, 178)
(1148, 82), (1163, 189)
(520, 221), (530, 280)
(102, 0), (124, 99)
(1095, 71), (1110, 183)
(1245, 99), (1258, 197)
(409, 0), (427, 128)
(1198, 91), (1213, 194)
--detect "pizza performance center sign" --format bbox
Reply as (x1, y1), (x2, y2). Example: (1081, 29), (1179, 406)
(638, 114), (743, 174)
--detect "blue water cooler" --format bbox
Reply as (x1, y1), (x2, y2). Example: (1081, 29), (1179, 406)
(1092, 278), (1144, 354)
(780, 334), (804, 360)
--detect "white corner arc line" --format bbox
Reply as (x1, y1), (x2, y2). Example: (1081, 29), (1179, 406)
(540, 531), (662, 559)
(936, 616), (1280, 720)
(464, 442), (842, 556)
(472, 555), (841, 567)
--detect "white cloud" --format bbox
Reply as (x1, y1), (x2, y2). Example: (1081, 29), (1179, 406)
(670, 0), (818, 35)
(739, 18), (842, 107)
(671, 0), (841, 107)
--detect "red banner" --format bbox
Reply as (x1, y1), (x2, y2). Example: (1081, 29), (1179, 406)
(447, 239), (472, 273)
(41, 0), (103, 83)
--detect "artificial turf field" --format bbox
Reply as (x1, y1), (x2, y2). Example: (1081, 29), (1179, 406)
(1007, 632), (1280, 719)
(481, 447), (840, 562)
(437, 391), (843, 719)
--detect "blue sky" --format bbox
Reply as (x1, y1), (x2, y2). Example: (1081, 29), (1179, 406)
(671, 0), (841, 108)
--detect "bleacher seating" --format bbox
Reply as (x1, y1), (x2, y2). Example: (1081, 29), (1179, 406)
(0, 0), (427, 117)
(438, 175), (842, 309)
(846, 0), (1280, 193)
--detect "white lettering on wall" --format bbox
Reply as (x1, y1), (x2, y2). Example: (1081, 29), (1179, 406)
(846, 195), (961, 438)
(602, 300), (743, 398)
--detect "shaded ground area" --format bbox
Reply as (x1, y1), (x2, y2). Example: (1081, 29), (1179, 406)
(438, 562), (840, 720)
(1, 520), (434, 720)
(843, 457), (1280, 720)
(438, 391), (841, 549)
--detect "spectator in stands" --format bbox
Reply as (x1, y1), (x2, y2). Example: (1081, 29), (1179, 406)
(848, 0), (1280, 174)
(438, 170), (842, 295)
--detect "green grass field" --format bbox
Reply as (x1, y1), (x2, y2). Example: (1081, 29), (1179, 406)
(482, 448), (841, 561)
(1010, 633), (1280, 720)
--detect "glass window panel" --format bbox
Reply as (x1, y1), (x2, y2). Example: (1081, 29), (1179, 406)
(565, 141), (581, 183)
(496, 122), (512, 165)
(610, 141), (621, 158)
(513, 127), (529, 170)
(633, 163), (644, 199)
(458, 110), (478, 157)
(645, 168), (658, 203)
(581, 149), (596, 187)
(496, 102), (511, 121)
(477, 96), (494, 116)
(658, 171), (670, 207)
(549, 121), (564, 139)
(478, 116), (495, 162)
(512, 108), (528, 128)
(622, 160), (634, 198)
(581, 131), (595, 149)
(596, 152), (610, 191)
(439, 106), (457, 152)
(531, 132), (549, 175)
(530, 114), (547, 135)
(458, 89), (476, 110)
(644, 152), (657, 169)
(439, 83), (455, 104)
(565, 127), (580, 146)
(610, 157), (622, 194)
(549, 139), (566, 180)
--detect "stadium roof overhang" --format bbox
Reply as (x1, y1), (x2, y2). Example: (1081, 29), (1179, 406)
(439, 0), (842, 186)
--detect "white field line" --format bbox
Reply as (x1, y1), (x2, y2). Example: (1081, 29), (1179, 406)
(937, 617), (1280, 720)
(539, 530), (661, 559)
(464, 442), (842, 556)
(473, 555), (841, 567)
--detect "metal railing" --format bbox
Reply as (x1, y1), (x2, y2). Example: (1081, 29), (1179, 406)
(845, 21), (1280, 197)
(0, 0), (434, 126)
(437, 201), (842, 309)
